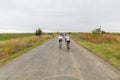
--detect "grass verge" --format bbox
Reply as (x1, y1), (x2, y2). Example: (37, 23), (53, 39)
(0, 34), (53, 65)
(71, 33), (120, 70)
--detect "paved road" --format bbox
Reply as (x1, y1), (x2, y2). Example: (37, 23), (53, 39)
(0, 37), (119, 80)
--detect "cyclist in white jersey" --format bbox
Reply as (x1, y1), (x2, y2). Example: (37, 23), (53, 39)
(65, 35), (71, 50)
(58, 34), (63, 48)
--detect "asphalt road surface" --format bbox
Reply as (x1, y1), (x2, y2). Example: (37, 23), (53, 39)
(0, 37), (120, 80)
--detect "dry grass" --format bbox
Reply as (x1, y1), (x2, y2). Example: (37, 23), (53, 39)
(71, 33), (120, 69)
(0, 35), (52, 60)
(71, 33), (120, 43)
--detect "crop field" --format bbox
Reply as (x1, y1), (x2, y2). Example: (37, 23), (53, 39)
(0, 33), (34, 41)
(71, 33), (120, 69)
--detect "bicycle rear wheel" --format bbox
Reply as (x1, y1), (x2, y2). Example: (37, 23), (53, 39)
(67, 43), (70, 51)
(59, 42), (62, 48)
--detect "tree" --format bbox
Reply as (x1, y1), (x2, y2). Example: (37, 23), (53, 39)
(35, 28), (42, 36)
(92, 28), (101, 34)
(92, 26), (106, 34)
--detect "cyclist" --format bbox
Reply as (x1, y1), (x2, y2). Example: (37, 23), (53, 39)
(58, 34), (63, 48)
(65, 35), (71, 50)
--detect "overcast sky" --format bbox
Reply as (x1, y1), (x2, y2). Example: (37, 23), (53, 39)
(0, 0), (120, 33)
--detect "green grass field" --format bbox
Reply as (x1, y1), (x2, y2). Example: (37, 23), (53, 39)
(71, 33), (120, 69)
(0, 33), (34, 41)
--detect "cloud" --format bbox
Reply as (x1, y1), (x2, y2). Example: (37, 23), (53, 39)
(0, 0), (120, 32)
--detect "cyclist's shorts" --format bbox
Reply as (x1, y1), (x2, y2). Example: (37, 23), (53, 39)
(67, 41), (70, 44)
(59, 39), (62, 42)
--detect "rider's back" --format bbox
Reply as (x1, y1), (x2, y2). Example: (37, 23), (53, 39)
(65, 36), (70, 42)
(58, 35), (63, 40)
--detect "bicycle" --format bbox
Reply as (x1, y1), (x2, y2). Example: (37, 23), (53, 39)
(59, 41), (62, 48)
(66, 41), (70, 51)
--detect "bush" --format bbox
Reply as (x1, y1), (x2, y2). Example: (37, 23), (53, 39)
(92, 27), (106, 34)
(35, 28), (42, 36)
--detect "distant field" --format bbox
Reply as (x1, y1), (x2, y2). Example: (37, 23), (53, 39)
(0, 33), (34, 41)
(71, 33), (120, 69)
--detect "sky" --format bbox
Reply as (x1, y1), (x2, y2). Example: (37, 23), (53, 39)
(0, 0), (120, 33)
